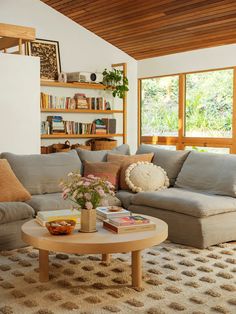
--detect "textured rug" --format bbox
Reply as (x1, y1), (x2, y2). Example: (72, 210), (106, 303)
(0, 241), (236, 314)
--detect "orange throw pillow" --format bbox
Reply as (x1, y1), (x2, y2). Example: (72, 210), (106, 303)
(83, 161), (121, 189)
(107, 153), (154, 190)
(0, 159), (31, 202)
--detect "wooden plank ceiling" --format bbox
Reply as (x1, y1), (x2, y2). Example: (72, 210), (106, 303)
(42, 0), (236, 60)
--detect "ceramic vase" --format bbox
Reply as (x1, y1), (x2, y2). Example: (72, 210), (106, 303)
(80, 208), (97, 233)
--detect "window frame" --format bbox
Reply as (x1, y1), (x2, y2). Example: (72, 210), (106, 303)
(138, 67), (236, 153)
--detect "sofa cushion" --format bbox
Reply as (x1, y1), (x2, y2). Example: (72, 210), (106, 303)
(1, 150), (82, 195)
(76, 144), (130, 163)
(107, 153), (154, 190)
(26, 193), (73, 213)
(0, 202), (34, 224)
(131, 188), (236, 218)
(0, 159), (31, 202)
(116, 190), (135, 209)
(175, 151), (236, 197)
(136, 144), (190, 186)
(83, 161), (121, 188)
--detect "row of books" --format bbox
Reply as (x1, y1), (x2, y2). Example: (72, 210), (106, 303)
(96, 207), (156, 234)
(41, 117), (116, 135)
(40, 92), (111, 110)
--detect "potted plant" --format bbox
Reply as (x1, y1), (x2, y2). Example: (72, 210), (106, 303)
(61, 173), (115, 232)
(102, 68), (129, 99)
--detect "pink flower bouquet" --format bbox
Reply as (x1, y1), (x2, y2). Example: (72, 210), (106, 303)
(61, 172), (115, 210)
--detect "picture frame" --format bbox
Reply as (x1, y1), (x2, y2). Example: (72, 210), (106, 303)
(26, 38), (61, 81)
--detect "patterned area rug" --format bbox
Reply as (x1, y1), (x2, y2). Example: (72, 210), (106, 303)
(0, 241), (236, 314)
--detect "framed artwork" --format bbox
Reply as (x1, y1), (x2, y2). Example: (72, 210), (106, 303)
(26, 38), (61, 81)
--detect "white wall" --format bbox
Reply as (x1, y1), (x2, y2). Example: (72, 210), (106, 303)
(138, 44), (236, 78)
(0, 0), (138, 152)
(0, 54), (40, 154)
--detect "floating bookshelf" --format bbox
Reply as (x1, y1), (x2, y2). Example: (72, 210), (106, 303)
(41, 133), (123, 139)
(41, 109), (123, 114)
(40, 63), (127, 144)
(41, 80), (110, 90)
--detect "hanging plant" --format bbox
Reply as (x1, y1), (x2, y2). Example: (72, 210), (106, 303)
(102, 68), (129, 99)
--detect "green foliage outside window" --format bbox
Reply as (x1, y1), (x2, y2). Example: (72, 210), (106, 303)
(141, 69), (233, 138)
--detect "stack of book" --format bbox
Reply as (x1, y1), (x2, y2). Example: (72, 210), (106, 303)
(92, 119), (107, 134)
(103, 215), (156, 234)
(96, 207), (130, 221)
(36, 209), (80, 226)
(47, 116), (65, 134)
(74, 93), (89, 109)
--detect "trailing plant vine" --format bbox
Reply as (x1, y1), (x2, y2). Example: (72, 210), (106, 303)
(102, 68), (129, 99)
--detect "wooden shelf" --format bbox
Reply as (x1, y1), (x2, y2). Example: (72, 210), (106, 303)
(0, 23), (35, 52)
(41, 80), (112, 90)
(41, 133), (123, 139)
(41, 109), (123, 114)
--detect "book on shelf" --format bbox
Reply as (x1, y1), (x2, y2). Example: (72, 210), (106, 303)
(102, 118), (116, 134)
(41, 116), (117, 136)
(103, 220), (156, 234)
(36, 209), (80, 227)
(40, 92), (110, 111)
(96, 207), (130, 219)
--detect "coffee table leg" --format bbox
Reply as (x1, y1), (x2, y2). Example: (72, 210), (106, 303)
(101, 253), (110, 263)
(131, 250), (142, 288)
(39, 249), (49, 282)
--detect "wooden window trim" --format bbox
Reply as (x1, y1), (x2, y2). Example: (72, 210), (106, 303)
(138, 67), (235, 153)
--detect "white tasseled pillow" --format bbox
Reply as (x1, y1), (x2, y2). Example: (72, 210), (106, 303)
(125, 161), (169, 193)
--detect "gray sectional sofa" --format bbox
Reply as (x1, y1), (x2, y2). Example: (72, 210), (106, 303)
(1, 144), (236, 250)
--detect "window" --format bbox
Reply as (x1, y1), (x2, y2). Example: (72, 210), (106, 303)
(141, 76), (178, 136)
(139, 67), (236, 154)
(185, 69), (233, 137)
(185, 146), (230, 154)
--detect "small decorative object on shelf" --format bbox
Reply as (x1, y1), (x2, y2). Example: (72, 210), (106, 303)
(102, 68), (129, 99)
(26, 38), (61, 81)
(61, 173), (115, 233)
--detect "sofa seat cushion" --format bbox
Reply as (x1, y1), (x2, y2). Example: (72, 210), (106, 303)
(131, 188), (236, 218)
(26, 193), (73, 213)
(1, 150), (82, 195)
(116, 190), (135, 209)
(0, 202), (34, 224)
(175, 151), (236, 197)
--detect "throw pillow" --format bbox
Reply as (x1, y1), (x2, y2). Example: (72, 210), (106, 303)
(107, 153), (154, 190)
(0, 159), (31, 202)
(136, 144), (190, 186)
(125, 161), (169, 193)
(83, 161), (121, 188)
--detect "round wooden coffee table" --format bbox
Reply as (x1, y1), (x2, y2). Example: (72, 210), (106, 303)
(21, 215), (168, 288)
